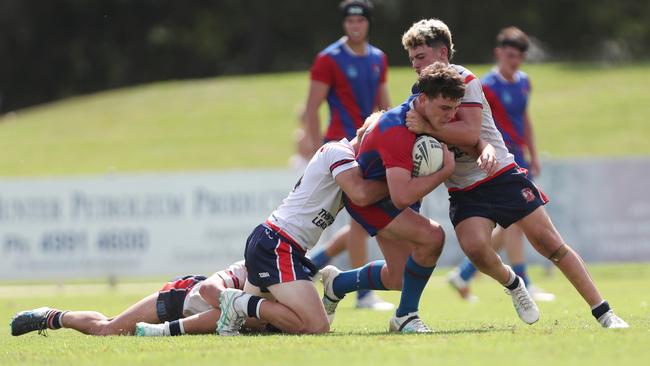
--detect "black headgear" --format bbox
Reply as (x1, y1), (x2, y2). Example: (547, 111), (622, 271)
(340, 1), (372, 20)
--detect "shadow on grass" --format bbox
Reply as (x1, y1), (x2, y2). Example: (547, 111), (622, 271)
(242, 326), (514, 337)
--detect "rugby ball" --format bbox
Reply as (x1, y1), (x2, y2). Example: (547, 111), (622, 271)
(412, 135), (444, 177)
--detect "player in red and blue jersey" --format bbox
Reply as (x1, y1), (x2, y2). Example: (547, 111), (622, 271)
(449, 27), (555, 303)
(298, 0), (394, 311)
(320, 64), (493, 333)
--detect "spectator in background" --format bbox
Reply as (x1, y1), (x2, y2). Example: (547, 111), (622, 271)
(447, 27), (555, 302)
(292, 0), (393, 311)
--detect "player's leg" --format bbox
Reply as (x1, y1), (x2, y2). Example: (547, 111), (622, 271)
(11, 293), (159, 337)
(346, 220), (393, 309)
(217, 280), (328, 334)
(516, 206), (627, 327)
(455, 217), (539, 324)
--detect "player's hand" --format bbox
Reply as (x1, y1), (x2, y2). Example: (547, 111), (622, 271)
(440, 143), (455, 175)
(405, 111), (432, 135)
(477, 144), (498, 176)
(530, 157), (541, 177)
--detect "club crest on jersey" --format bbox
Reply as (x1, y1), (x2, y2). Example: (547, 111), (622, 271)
(347, 65), (358, 78)
(521, 188), (535, 203)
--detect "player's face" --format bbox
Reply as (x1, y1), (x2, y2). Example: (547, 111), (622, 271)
(495, 46), (525, 76)
(408, 45), (446, 74)
(343, 16), (369, 44)
(421, 95), (460, 125)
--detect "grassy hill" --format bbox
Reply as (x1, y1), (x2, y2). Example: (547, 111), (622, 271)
(1, 63), (649, 177)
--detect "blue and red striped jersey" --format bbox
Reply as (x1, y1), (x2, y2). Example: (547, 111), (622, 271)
(310, 38), (388, 141)
(482, 69), (531, 151)
(356, 95), (418, 180)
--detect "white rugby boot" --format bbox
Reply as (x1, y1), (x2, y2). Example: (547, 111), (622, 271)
(356, 291), (395, 311)
(505, 276), (540, 324)
(216, 288), (247, 336)
(389, 311), (432, 334)
(135, 322), (167, 337)
(447, 268), (479, 303)
(597, 311), (629, 329)
(320, 265), (343, 324)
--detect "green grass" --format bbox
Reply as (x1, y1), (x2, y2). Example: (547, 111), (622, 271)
(1, 63), (649, 177)
(1, 264), (649, 366)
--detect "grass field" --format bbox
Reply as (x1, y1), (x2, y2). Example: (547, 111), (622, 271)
(1, 264), (649, 366)
(0, 63), (649, 177)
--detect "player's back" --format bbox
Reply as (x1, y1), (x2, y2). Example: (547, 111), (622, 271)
(268, 139), (358, 251)
(356, 95), (418, 180)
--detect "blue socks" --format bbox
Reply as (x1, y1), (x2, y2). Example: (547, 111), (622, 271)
(396, 256), (435, 317)
(458, 257), (477, 282)
(332, 260), (387, 299)
(309, 250), (332, 270)
(511, 263), (530, 287)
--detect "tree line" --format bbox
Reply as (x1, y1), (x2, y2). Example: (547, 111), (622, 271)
(1, 0), (648, 112)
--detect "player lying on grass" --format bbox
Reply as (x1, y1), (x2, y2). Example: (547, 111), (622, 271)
(10, 261), (265, 337)
(319, 63), (502, 333)
(402, 19), (628, 328)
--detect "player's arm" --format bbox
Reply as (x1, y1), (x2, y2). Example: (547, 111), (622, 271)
(300, 80), (329, 158)
(385, 145), (455, 210)
(475, 139), (498, 176)
(523, 111), (540, 176)
(335, 167), (388, 207)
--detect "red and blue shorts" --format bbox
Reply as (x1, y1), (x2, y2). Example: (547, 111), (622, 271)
(449, 165), (549, 228)
(344, 195), (421, 236)
(244, 222), (318, 292)
(156, 274), (207, 322)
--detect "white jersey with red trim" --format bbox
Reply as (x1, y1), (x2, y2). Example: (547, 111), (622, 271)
(446, 64), (515, 190)
(182, 260), (247, 317)
(267, 139), (358, 251)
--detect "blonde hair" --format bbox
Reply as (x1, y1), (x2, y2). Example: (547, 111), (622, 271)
(356, 111), (384, 141)
(401, 19), (455, 61)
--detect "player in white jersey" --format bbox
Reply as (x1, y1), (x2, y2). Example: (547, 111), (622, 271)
(10, 261), (262, 337)
(401, 18), (628, 328)
(206, 113), (394, 335)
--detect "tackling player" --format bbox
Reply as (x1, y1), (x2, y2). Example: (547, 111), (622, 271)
(402, 19), (628, 328)
(448, 26), (555, 303)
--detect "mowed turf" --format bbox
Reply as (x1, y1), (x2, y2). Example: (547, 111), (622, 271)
(1, 264), (649, 366)
(0, 63), (649, 177)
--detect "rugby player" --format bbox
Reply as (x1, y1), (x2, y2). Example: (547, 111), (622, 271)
(320, 63), (499, 333)
(9, 261), (259, 337)
(402, 19), (628, 328)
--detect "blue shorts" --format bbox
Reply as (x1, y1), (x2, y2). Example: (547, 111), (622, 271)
(156, 275), (207, 322)
(244, 223), (318, 292)
(344, 195), (421, 236)
(448, 165), (549, 228)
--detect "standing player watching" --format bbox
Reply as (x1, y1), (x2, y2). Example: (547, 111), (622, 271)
(402, 19), (628, 328)
(298, 0), (393, 310)
(448, 26), (555, 303)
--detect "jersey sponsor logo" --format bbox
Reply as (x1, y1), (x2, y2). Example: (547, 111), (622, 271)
(346, 65), (358, 79)
(311, 208), (335, 229)
(521, 188), (535, 203)
(258, 272), (270, 278)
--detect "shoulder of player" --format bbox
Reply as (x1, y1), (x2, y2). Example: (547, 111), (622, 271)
(318, 39), (346, 57)
(451, 64), (479, 85)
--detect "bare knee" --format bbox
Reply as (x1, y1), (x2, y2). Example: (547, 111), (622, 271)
(382, 274), (403, 290)
(414, 224), (445, 258)
(300, 318), (330, 334)
(94, 321), (121, 336)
